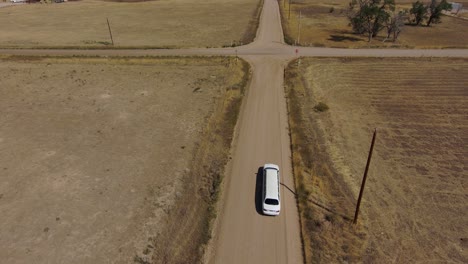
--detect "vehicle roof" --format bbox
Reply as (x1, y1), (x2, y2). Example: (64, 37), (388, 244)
(264, 163), (279, 171)
(264, 166), (279, 200)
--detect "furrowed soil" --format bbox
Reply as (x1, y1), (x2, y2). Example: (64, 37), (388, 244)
(0, 0), (262, 48)
(285, 57), (468, 263)
(279, 0), (468, 48)
(0, 56), (250, 264)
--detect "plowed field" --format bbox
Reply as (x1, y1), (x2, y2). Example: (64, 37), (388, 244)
(286, 57), (468, 263)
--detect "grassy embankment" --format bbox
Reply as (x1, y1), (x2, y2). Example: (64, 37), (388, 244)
(285, 59), (366, 263)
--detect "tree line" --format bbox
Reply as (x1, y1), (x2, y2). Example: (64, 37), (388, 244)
(348, 0), (453, 42)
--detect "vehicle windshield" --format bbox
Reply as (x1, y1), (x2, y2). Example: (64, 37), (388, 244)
(265, 198), (279, 205)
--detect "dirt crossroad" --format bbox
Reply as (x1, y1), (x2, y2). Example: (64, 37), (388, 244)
(1, 0), (468, 263)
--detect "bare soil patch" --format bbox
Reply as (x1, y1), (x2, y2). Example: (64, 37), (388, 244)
(0, 0), (261, 48)
(286, 57), (468, 263)
(0, 55), (249, 264)
(279, 0), (468, 48)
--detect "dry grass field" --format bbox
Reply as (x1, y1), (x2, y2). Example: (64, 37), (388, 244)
(0, 55), (250, 264)
(280, 0), (468, 48)
(0, 0), (262, 48)
(285, 57), (468, 263)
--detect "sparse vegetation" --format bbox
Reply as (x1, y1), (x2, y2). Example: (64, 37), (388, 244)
(0, 56), (251, 264)
(241, 0), (265, 45)
(426, 0), (452, 26)
(409, 0), (452, 26)
(383, 10), (406, 42)
(348, 0), (396, 42)
(410, 1), (428, 25)
(279, 0), (468, 48)
(313, 102), (329, 112)
(149, 58), (251, 263)
(285, 59), (364, 263)
(0, 0), (261, 48)
(133, 255), (151, 264)
(286, 57), (468, 263)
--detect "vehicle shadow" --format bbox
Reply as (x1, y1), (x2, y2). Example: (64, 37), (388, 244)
(280, 182), (351, 221)
(255, 167), (264, 215)
(309, 198), (352, 222)
(280, 182), (296, 196)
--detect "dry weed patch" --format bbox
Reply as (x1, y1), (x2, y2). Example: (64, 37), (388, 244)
(285, 57), (468, 263)
(0, 55), (250, 264)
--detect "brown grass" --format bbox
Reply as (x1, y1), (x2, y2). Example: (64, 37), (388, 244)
(0, 55), (250, 264)
(279, 0), (468, 48)
(240, 0), (265, 46)
(285, 57), (468, 263)
(0, 0), (261, 48)
(285, 60), (365, 263)
(148, 58), (251, 264)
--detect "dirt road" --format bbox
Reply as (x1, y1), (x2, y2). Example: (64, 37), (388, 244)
(1, 0), (468, 263)
(209, 55), (302, 264)
(208, 1), (302, 263)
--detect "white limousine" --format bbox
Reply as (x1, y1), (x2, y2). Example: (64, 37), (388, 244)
(262, 163), (281, 216)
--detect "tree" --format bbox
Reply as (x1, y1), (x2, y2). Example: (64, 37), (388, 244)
(348, 0), (395, 42)
(371, 0), (395, 37)
(427, 0), (452, 26)
(409, 1), (427, 25)
(383, 11), (406, 42)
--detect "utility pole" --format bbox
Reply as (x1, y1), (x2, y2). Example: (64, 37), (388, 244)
(106, 18), (114, 46)
(353, 128), (377, 224)
(297, 10), (302, 45)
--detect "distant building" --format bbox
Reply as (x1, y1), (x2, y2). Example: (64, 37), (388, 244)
(449, 2), (463, 14)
